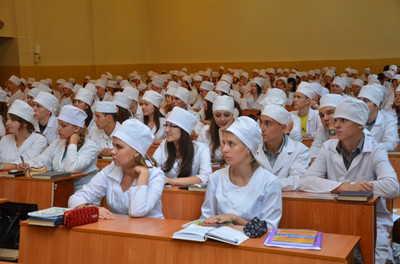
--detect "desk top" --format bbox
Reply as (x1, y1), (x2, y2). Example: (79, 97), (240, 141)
(20, 215), (359, 262)
(0, 172), (87, 182)
(0, 198), (8, 203)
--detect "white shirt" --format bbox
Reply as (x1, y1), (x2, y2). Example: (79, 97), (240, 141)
(28, 137), (99, 191)
(68, 162), (165, 218)
(153, 140), (212, 184)
(0, 133), (47, 164)
(299, 135), (399, 263)
(95, 93), (113, 102)
(192, 96), (203, 110)
(189, 89), (198, 105)
(201, 166), (282, 229)
(288, 113), (302, 142)
(9, 90), (25, 106)
(240, 94), (266, 110)
(197, 125), (223, 160)
(369, 110), (399, 151)
(56, 97), (72, 116)
(0, 117), (5, 138)
(34, 114), (59, 145)
(90, 122), (121, 152)
(255, 137), (310, 191)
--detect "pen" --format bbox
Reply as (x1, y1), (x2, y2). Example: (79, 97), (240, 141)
(20, 156), (25, 167)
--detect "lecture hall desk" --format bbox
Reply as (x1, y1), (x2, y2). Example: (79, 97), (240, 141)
(0, 173), (86, 209)
(388, 151), (400, 208)
(18, 215), (360, 264)
(162, 188), (378, 264)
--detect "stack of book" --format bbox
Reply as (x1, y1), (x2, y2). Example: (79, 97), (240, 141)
(31, 171), (71, 180)
(27, 207), (71, 227)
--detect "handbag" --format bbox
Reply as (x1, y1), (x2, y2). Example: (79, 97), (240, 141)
(26, 165), (47, 178)
(0, 202), (38, 249)
(63, 206), (99, 228)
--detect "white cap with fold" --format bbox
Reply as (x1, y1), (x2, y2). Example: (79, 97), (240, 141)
(215, 81), (231, 94)
(75, 88), (94, 106)
(174, 87), (190, 104)
(9, 75), (21, 86)
(95, 79), (107, 89)
(334, 97), (369, 126)
(8, 99), (35, 125)
(352, 79), (364, 87)
(266, 88), (287, 104)
(332, 77), (347, 91)
(94, 101), (117, 113)
(319, 94), (343, 108)
(261, 104), (291, 126)
(114, 119), (154, 157)
(204, 91), (219, 103)
(212, 95), (234, 114)
(221, 74), (233, 84)
(226, 116), (262, 156)
(166, 107), (197, 134)
(58, 105), (87, 128)
(33, 92), (59, 113)
(85, 83), (97, 95)
(142, 90), (164, 108)
(358, 84), (384, 106)
(251, 77), (265, 88)
(151, 75), (165, 88)
(296, 82), (316, 99)
(123, 87), (139, 102)
(113, 92), (132, 110)
(200, 81), (214, 91)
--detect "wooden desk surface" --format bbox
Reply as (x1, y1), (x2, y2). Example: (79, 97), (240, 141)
(388, 152), (400, 208)
(0, 198), (8, 203)
(19, 215), (359, 264)
(162, 188), (376, 264)
(0, 172), (86, 209)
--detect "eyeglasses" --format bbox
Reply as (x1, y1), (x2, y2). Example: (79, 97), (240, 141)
(163, 124), (179, 129)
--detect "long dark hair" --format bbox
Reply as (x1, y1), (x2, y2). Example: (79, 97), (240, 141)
(0, 102), (7, 126)
(84, 104), (93, 128)
(204, 100), (213, 121)
(287, 78), (297, 93)
(144, 106), (162, 134)
(116, 106), (132, 123)
(162, 128), (194, 178)
(208, 117), (221, 155)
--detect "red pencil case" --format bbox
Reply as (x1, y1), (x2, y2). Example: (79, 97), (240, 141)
(63, 206), (99, 228)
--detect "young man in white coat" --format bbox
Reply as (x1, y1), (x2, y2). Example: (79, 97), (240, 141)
(300, 97), (399, 264)
(358, 84), (399, 151)
(291, 82), (321, 139)
(256, 105), (310, 191)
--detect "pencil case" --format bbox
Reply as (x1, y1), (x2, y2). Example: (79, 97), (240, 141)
(63, 206), (99, 228)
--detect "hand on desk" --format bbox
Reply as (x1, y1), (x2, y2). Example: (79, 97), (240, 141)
(333, 180), (373, 193)
(98, 207), (115, 220)
(204, 213), (247, 225)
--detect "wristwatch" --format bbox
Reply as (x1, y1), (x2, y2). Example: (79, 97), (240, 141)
(329, 129), (336, 136)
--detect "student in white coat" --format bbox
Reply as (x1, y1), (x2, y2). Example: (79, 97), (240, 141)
(0, 90), (7, 138)
(309, 94), (343, 158)
(141, 90), (166, 144)
(18, 105), (99, 192)
(68, 119), (165, 219)
(33, 92), (59, 144)
(358, 84), (399, 151)
(94, 79), (113, 102)
(7, 75), (25, 106)
(197, 95), (235, 161)
(240, 77), (266, 110)
(90, 102), (121, 156)
(0, 100), (47, 171)
(255, 105), (310, 191)
(201, 116), (282, 227)
(299, 97), (399, 264)
(291, 82), (321, 139)
(153, 107), (212, 186)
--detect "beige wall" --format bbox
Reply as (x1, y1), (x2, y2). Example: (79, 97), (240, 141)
(1, 0), (400, 84)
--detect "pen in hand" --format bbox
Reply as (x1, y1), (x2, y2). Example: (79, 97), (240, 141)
(20, 156), (25, 168)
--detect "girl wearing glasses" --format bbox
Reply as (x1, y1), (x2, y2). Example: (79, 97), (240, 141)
(153, 107), (212, 186)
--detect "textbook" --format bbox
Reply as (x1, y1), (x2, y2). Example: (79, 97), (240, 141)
(188, 183), (207, 192)
(27, 207), (71, 227)
(337, 191), (373, 202)
(264, 228), (322, 250)
(182, 219), (233, 228)
(172, 225), (249, 246)
(2, 172), (25, 177)
(31, 171), (71, 180)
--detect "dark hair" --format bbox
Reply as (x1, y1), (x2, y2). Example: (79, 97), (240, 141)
(208, 117), (221, 155)
(287, 78), (297, 93)
(116, 106), (132, 123)
(0, 102), (7, 126)
(100, 112), (117, 122)
(84, 104), (93, 128)
(144, 106), (162, 133)
(204, 100), (213, 121)
(162, 128), (194, 178)
(8, 113), (35, 133)
(383, 65), (390, 71)
(255, 84), (262, 96)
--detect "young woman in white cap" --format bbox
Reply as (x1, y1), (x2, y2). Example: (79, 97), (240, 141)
(0, 90), (7, 138)
(198, 95), (235, 161)
(122, 86), (143, 121)
(59, 82), (73, 110)
(141, 90), (166, 143)
(389, 85), (400, 124)
(159, 85), (177, 117)
(33, 91), (60, 144)
(68, 119), (165, 219)
(153, 107), (211, 186)
(201, 116), (282, 227)
(18, 105), (98, 191)
(112, 92), (132, 124)
(73, 88), (94, 128)
(7, 75), (25, 106)
(199, 91), (219, 124)
(240, 77), (266, 110)
(0, 100), (47, 171)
